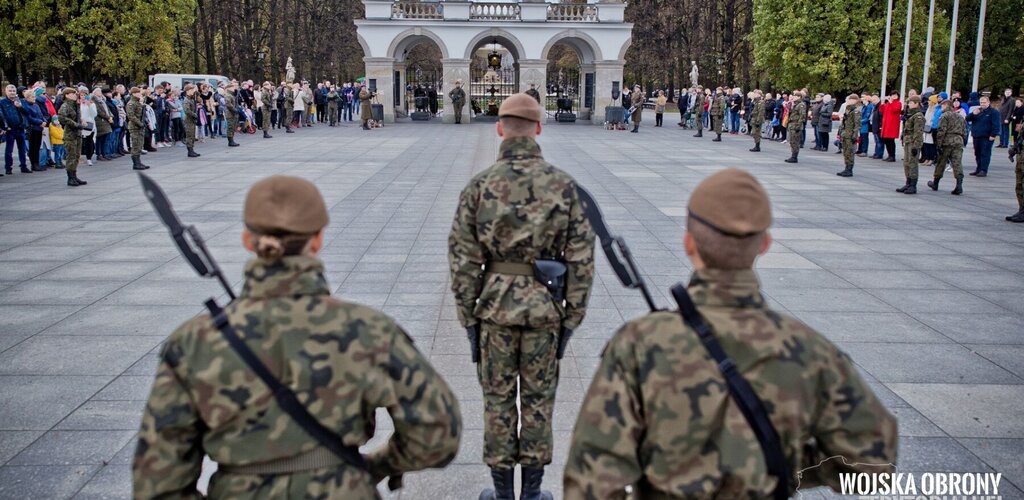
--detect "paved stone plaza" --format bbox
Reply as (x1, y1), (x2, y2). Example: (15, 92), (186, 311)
(0, 117), (1022, 499)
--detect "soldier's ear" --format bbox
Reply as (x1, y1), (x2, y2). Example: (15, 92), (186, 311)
(306, 230), (325, 256)
(758, 232), (772, 256)
(242, 229), (255, 252)
(535, 122), (542, 137)
(496, 121), (505, 138)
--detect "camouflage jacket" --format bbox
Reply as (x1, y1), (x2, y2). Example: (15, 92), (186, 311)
(448, 136), (595, 330)
(183, 96), (198, 124)
(449, 87), (466, 105)
(57, 99), (80, 135)
(284, 88), (295, 108)
(133, 256), (461, 499)
(126, 96), (144, 131)
(261, 91), (273, 111)
(564, 269), (897, 499)
(841, 106), (861, 140)
(749, 98), (765, 126)
(711, 95), (727, 117)
(936, 111), (966, 147)
(902, 108), (925, 149)
(224, 92), (239, 120)
(788, 101), (807, 129)
(692, 93), (706, 115)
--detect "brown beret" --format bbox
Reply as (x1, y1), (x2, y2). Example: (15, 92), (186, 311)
(907, 95), (921, 104)
(498, 93), (544, 123)
(688, 168), (772, 237)
(847, 93), (860, 101)
(244, 176), (329, 235)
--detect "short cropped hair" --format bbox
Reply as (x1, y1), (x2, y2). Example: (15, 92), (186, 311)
(499, 116), (537, 137)
(687, 217), (765, 270)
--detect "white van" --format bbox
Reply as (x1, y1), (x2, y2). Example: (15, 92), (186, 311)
(148, 73), (230, 90)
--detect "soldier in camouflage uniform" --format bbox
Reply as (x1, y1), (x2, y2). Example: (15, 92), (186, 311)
(630, 84), (644, 133)
(837, 93), (862, 177)
(564, 169), (898, 499)
(126, 87), (150, 170)
(525, 83), (542, 104)
(785, 91), (808, 163)
(183, 84), (201, 158)
(134, 175), (461, 499)
(748, 90), (765, 152)
(449, 80), (466, 124)
(283, 84), (295, 133)
(710, 87), (727, 141)
(448, 93), (595, 500)
(57, 87), (86, 186)
(692, 86), (706, 137)
(260, 81), (274, 138)
(928, 99), (967, 195)
(225, 81), (241, 147)
(898, 96), (925, 194)
(1007, 132), (1024, 222)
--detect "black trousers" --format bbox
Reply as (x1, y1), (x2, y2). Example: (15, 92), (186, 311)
(884, 138), (896, 158)
(655, 113), (663, 127)
(818, 131), (829, 151)
(28, 129), (42, 165)
(82, 135), (95, 159)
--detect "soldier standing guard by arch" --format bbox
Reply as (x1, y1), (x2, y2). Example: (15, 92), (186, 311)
(448, 93), (595, 500)
(449, 80), (466, 124)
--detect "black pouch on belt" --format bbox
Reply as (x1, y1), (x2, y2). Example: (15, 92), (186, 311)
(533, 259), (567, 301)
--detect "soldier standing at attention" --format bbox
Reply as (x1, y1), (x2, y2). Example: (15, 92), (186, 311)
(563, 169), (898, 500)
(748, 90), (765, 152)
(692, 86), (706, 138)
(260, 81), (274, 138)
(183, 84), (201, 158)
(710, 87), (727, 142)
(928, 99), (967, 195)
(126, 87), (150, 170)
(836, 93), (862, 177)
(785, 91), (808, 163)
(1007, 132), (1024, 222)
(133, 175), (462, 499)
(449, 80), (467, 124)
(525, 83), (542, 104)
(448, 93), (595, 500)
(630, 84), (644, 133)
(57, 87), (86, 186)
(359, 84), (372, 130)
(283, 83), (296, 133)
(898, 96), (925, 193)
(224, 81), (241, 147)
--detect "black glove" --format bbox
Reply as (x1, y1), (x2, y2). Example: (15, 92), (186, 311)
(556, 327), (573, 360)
(466, 324), (480, 363)
(911, 148), (919, 159)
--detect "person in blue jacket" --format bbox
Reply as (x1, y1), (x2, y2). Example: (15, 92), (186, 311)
(857, 95), (873, 155)
(966, 95), (1002, 177)
(21, 89), (48, 171)
(0, 84), (31, 175)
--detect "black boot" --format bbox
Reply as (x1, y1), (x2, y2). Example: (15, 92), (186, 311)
(187, 148), (201, 158)
(904, 177), (917, 194)
(132, 155), (150, 170)
(896, 177), (910, 193)
(73, 172), (87, 185)
(836, 166), (853, 177)
(478, 468), (514, 500)
(20, 165), (32, 173)
(631, 124), (638, 133)
(521, 467), (554, 500)
(1007, 208), (1024, 223)
(784, 156), (798, 164)
(31, 160), (45, 172)
(694, 130), (703, 138)
(951, 175), (963, 195)
(263, 130), (272, 139)
(66, 170), (81, 187)
(712, 134), (722, 142)
(749, 144), (760, 152)
(228, 138), (240, 147)
(927, 177), (941, 191)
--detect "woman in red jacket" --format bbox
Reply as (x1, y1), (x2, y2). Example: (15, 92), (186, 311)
(880, 90), (902, 162)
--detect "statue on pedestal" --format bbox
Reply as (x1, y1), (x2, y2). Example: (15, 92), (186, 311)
(286, 57), (296, 83)
(689, 61), (699, 88)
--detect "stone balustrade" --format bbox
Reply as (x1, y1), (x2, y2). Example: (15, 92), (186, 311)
(546, 4), (599, 22)
(469, 2), (522, 21)
(391, 1), (443, 20)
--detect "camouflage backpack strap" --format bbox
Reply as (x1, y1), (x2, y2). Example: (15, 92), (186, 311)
(669, 284), (790, 500)
(203, 299), (369, 473)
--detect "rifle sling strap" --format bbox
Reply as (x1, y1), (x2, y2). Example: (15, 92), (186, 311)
(203, 299), (368, 474)
(668, 285), (790, 500)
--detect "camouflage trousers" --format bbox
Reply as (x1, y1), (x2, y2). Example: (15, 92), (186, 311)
(227, 116), (238, 140)
(711, 114), (723, 135)
(328, 103), (338, 126)
(477, 322), (559, 469)
(453, 103), (464, 123)
(130, 128), (143, 156)
(64, 137), (81, 173)
(788, 126), (802, 157)
(262, 110), (272, 132)
(934, 145), (963, 178)
(185, 119), (196, 148)
(904, 144), (919, 179)
(1015, 154), (1023, 209)
(843, 137), (857, 167)
(751, 123), (762, 145)
(695, 112), (703, 131)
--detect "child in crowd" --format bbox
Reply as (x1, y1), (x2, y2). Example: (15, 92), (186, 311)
(49, 116), (65, 168)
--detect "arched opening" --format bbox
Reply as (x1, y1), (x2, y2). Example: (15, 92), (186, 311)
(466, 33), (524, 121)
(541, 35), (600, 122)
(390, 30), (448, 120)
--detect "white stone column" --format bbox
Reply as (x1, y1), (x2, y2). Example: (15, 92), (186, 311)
(592, 60), (625, 125)
(441, 58), (471, 124)
(364, 56), (396, 123)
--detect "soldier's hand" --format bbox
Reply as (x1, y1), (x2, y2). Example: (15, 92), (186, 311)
(912, 148), (919, 158)
(466, 324), (480, 363)
(556, 327), (573, 360)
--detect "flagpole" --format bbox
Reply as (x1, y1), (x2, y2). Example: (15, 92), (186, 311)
(971, 0), (987, 92)
(945, 0), (959, 95)
(881, 0), (895, 97)
(899, 0), (914, 100)
(922, 0), (935, 92)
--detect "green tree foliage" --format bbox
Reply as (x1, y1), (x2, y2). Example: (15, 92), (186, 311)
(940, 0), (1024, 93)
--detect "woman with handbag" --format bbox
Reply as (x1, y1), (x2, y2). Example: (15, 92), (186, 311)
(79, 90), (98, 166)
